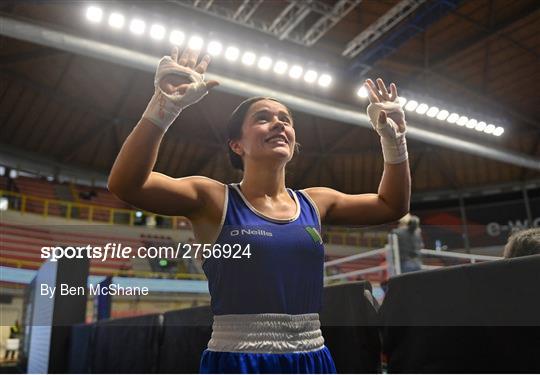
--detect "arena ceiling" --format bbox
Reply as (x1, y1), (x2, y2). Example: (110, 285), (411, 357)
(0, 0), (539, 196)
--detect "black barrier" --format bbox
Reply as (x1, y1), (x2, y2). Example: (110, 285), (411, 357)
(380, 254), (540, 373)
(157, 306), (213, 373)
(320, 281), (381, 373)
(68, 323), (92, 373)
(91, 314), (162, 373)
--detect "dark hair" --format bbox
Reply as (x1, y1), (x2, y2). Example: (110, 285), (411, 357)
(227, 96), (295, 171)
(503, 227), (540, 258)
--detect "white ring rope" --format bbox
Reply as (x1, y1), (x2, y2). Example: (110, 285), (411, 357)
(324, 247), (387, 267)
(325, 265), (388, 282)
(420, 249), (502, 262)
(324, 233), (503, 281)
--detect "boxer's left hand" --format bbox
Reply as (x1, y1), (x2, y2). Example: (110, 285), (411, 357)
(364, 78), (408, 164)
(365, 78), (406, 135)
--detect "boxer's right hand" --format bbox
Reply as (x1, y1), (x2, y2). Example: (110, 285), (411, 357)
(142, 46), (219, 132)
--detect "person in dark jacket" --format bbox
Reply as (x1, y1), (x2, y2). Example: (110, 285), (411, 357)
(393, 214), (424, 273)
(4, 320), (20, 360)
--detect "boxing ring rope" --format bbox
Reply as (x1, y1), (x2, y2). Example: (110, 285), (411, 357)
(419, 249), (502, 270)
(324, 247), (390, 283)
(324, 265), (388, 283)
(324, 233), (503, 283)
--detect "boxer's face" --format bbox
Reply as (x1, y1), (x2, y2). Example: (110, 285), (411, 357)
(230, 99), (295, 168)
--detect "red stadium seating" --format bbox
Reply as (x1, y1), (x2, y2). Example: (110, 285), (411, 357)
(0, 222), (144, 274)
(14, 176), (63, 215)
(74, 184), (131, 210)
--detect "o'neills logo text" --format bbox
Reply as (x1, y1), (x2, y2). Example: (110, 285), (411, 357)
(230, 229), (273, 237)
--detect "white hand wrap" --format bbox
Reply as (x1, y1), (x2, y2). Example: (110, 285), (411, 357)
(367, 101), (408, 164)
(142, 56), (208, 132)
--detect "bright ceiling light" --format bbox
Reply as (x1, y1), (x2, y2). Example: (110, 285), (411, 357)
(404, 100), (418, 111)
(129, 19), (145, 35)
(188, 36), (204, 50)
(415, 103), (429, 115)
(484, 124), (496, 134)
(456, 116), (468, 126)
(397, 97), (407, 107)
(150, 24), (166, 40)
(273, 60), (288, 74)
(357, 86), (368, 98)
(108, 12), (125, 29)
(257, 56), (273, 70)
(86, 6), (103, 23)
(304, 70), (318, 83)
(318, 74), (332, 87)
(493, 126), (504, 136)
(436, 109), (449, 121)
(447, 113), (459, 123)
(241, 51), (256, 66)
(289, 65), (303, 79)
(475, 121), (486, 131)
(225, 46), (240, 61)
(207, 41), (222, 56)
(466, 119), (477, 128)
(169, 30), (185, 45)
(426, 106), (439, 117)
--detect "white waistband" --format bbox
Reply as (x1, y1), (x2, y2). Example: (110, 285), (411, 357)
(207, 313), (325, 354)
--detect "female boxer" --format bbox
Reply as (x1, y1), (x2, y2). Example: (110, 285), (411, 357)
(108, 45), (410, 373)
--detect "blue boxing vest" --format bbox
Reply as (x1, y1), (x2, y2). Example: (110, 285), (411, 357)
(202, 183), (325, 315)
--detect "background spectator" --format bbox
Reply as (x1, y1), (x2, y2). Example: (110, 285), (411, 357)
(393, 214), (424, 273)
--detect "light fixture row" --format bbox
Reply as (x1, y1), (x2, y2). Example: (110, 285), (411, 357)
(356, 86), (504, 137)
(85, 6), (333, 87)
